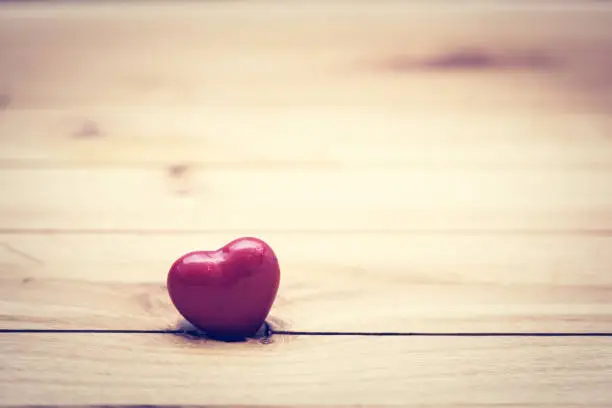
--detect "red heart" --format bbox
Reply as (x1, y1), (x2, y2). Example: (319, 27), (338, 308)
(167, 237), (281, 340)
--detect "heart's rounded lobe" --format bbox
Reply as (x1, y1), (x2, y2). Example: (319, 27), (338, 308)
(167, 237), (280, 340)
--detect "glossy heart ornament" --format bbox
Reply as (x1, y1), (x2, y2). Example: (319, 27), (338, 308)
(167, 237), (281, 340)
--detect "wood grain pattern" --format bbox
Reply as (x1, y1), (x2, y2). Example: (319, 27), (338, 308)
(2, 233), (612, 332)
(1, 3), (612, 169)
(1, 334), (611, 406)
(1, 167), (612, 231)
(2, 110), (612, 168)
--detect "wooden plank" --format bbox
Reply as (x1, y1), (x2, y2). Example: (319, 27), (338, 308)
(2, 233), (612, 332)
(1, 167), (611, 231)
(0, 2), (611, 112)
(2, 3), (612, 169)
(2, 110), (612, 168)
(1, 334), (611, 405)
(1, 2), (612, 167)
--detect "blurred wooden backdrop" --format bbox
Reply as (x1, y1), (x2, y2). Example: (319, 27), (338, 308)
(1, 1), (612, 406)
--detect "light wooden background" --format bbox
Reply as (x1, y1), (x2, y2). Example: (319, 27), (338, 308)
(1, 1), (612, 406)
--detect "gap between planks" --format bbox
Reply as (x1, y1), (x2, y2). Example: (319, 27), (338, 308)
(2, 328), (612, 337)
(3, 228), (612, 236)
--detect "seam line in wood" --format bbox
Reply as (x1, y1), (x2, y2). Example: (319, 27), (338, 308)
(2, 228), (612, 236)
(2, 329), (612, 337)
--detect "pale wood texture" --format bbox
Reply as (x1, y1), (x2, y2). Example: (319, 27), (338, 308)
(4, 110), (612, 168)
(1, 334), (612, 406)
(1, 1), (612, 406)
(1, 3), (612, 233)
(0, 2), (611, 111)
(2, 166), (612, 232)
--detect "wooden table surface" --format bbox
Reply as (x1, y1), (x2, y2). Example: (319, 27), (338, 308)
(1, 1), (612, 406)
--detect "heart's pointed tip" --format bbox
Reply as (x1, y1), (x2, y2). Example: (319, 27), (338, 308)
(173, 318), (274, 343)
